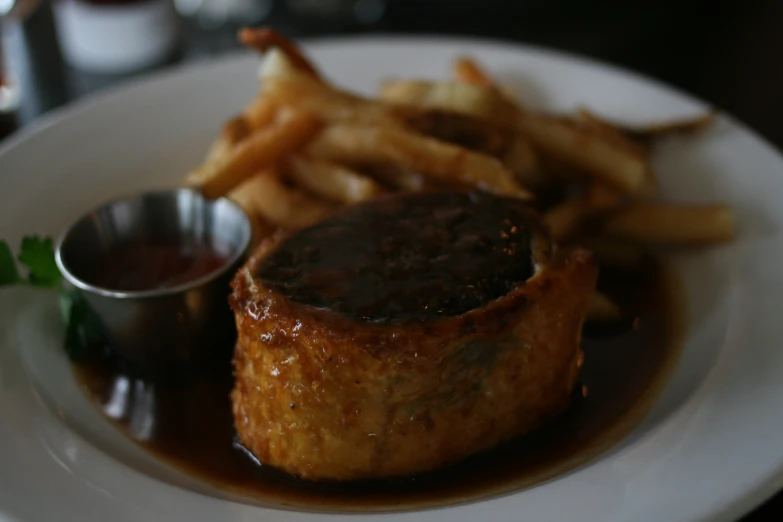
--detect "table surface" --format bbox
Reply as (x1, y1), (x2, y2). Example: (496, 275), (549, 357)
(3, 1), (782, 519)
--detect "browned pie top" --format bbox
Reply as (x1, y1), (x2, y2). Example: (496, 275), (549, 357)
(256, 191), (546, 323)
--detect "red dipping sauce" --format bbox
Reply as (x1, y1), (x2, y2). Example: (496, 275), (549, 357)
(87, 239), (229, 292)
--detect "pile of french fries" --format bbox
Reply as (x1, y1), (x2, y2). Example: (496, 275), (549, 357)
(186, 27), (734, 322)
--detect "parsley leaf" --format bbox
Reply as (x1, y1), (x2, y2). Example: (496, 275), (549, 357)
(61, 289), (107, 362)
(0, 240), (20, 286)
(17, 235), (62, 287)
(3, 234), (105, 362)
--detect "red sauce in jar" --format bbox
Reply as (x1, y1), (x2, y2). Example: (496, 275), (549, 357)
(87, 239), (229, 292)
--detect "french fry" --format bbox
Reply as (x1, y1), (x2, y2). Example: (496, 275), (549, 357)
(226, 170), (268, 214)
(263, 53), (513, 134)
(517, 112), (648, 193)
(403, 109), (511, 156)
(452, 56), (525, 109)
(535, 152), (586, 184)
(378, 80), (517, 127)
(577, 108), (659, 195)
(228, 170), (336, 230)
(543, 199), (590, 242)
(587, 292), (623, 322)
(603, 202), (735, 244)
(586, 183), (625, 211)
(239, 27), (321, 79)
(243, 95), (278, 130)
(576, 108), (648, 158)
(627, 112), (716, 141)
(305, 124), (531, 198)
(188, 109), (322, 199)
(452, 56), (495, 87)
(264, 75), (405, 128)
(226, 180), (278, 248)
(200, 118), (251, 166)
(503, 133), (544, 188)
(259, 47), (315, 84)
(223, 114), (253, 145)
(579, 236), (648, 267)
(362, 164), (430, 191)
(260, 51), (408, 127)
(191, 25), (735, 287)
(201, 133), (232, 168)
(545, 186), (626, 244)
(285, 156), (385, 204)
(575, 107), (715, 142)
(200, 114), (260, 171)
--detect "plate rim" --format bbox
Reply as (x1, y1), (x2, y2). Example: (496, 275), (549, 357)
(1, 34), (782, 522)
(3, 33), (781, 169)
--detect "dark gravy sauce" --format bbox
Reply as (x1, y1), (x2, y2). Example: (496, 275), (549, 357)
(71, 259), (685, 513)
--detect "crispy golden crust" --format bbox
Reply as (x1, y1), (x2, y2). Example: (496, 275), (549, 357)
(230, 232), (597, 481)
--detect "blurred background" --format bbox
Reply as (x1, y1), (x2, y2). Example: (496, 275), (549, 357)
(0, 0), (781, 519)
(1, 0), (782, 148)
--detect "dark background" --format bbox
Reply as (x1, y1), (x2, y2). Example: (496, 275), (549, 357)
(7, 0), (783, 148)
(3, 0), (782, 519)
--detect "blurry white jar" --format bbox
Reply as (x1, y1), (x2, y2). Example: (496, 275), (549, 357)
(54, 0), (179, 73)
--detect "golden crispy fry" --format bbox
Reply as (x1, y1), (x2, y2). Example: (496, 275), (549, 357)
(201, 132), (232, 168)
(200, 114), (261, 171)
(191, 32), (734, 269)
(603, 202), (735, 245)
(577, 108), (658, 195)
(265, 75), (405, 128)
(259, 47), (307, 83)
(239, 27), (321, 79)
(543, 199), (590, 242)
(226, 181), (278, 248)
(586, 183), (625, 211)
(503, 134), (538, 174)
(223, 114), (253, 145)
(261, 48), (469, 135)
(574, 108), (624, 133)
(499, 85), (521, 103)
(243, 96), (278, 130)
(517, 112), (648, 193)
(503, 133), (545, 187)
(188, 110), (322, 199)
(453, 57), (524, 108)
(305, 124), (530, 198)
(452, 56), (495, 87)
(260, 51), (406, 127)
(403, 109), (511, 156)
(228, 170), (336, 230)
(363, 164), (430, 191)
(534, 153), (585, 184)
(576, 108), (715, 142)
(576, 108), (648, 157)
(378, 80), (517, 127)
(226, 170), (267, 213)
(285, 156), (385, 204)
(579, 236), (647, 267)
(628, 112), (716, 141)
(227, 170), (279, 248)
(587, 292), (623, 322)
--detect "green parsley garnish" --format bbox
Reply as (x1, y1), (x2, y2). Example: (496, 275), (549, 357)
(0, 240), (20, 285)
(18, 236), (62, 287)
(1, 235), (104, 361)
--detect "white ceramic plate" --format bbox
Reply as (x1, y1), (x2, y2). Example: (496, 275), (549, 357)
(1, 36), (783, 522)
